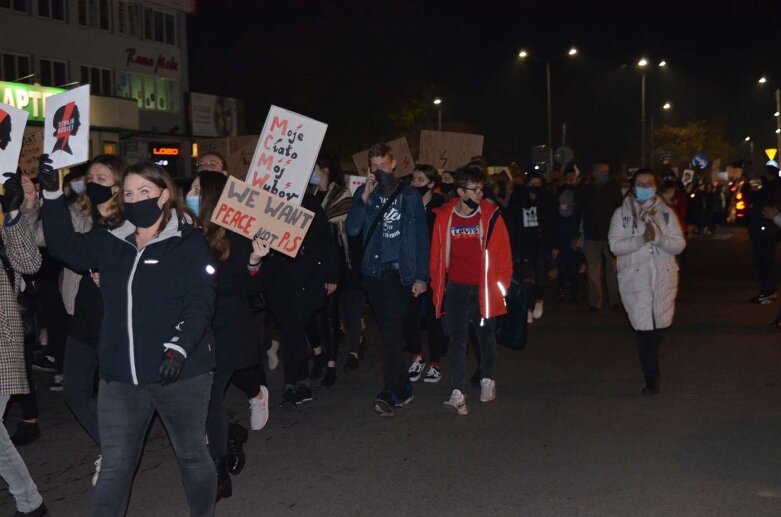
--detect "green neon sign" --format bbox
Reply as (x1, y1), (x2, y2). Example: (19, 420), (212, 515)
(0, 81), (65, 122)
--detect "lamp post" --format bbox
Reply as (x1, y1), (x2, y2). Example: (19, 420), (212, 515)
(744, 136), (754, 162)
(433, 98), (442, 131)
(518, 46), (578, 171)
(638, 58), (667, 167)
(757, 77), (781, 158)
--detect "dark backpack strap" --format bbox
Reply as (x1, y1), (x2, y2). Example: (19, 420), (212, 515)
(363, 185), (403, 252)
(484, 207), (502, 246)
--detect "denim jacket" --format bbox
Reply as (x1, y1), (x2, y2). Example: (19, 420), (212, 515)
(345, 185), (430, 286)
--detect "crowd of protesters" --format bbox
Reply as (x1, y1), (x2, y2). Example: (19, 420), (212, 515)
(0, 144), (691, 516)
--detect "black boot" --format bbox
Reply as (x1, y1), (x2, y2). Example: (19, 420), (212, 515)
(226, 423), (247, 475)
(11, 421), (41, 446)
(215, 457), (232, 502)
(641, 376), (660, 396)
(322, 366), (337, 387)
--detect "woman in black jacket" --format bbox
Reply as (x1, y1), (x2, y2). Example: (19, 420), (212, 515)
(187, 171), (269, 501)
(39, 159), (217, 517)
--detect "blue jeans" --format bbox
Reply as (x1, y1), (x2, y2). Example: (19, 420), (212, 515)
(92, 373), (216, 517)
(0, 395), (43, 513)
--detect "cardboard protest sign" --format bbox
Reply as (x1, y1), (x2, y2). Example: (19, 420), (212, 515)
(345, 174), (367, 195)
(245, 106), (327, 206)
(418, 130), (484, 171)
(352, 137), (415, 177)
(196, 135), (260, 179)
(44, 85), (90, 170)
(0, 102), (28, 183)
(211, 176), (315, 258)
(18, 127), (43, 177)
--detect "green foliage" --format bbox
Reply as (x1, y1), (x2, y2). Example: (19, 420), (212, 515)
(654, 121), (736, 170)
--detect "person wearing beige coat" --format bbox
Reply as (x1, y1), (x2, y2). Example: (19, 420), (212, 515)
(609, 170), (686, 396)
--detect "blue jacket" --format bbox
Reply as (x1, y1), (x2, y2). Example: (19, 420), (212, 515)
(345, 185), (429, 286)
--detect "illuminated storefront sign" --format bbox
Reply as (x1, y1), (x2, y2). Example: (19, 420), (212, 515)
(0, 81), (64, 122)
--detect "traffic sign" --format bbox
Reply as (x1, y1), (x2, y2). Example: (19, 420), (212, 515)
(765, 148), (777, 161)
(691, 153), (709, 169)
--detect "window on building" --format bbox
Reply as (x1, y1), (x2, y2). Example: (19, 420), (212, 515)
(40, 58), (67, 87)
(118, 1), (140, 36)
(80, 65), (112, 96)
(0, 0), (28, 13)
(143, 7), (175, 45)
(0, 53), (32, 83)
(117, 72), (179, 113)
(38, 0), (65, 20)
(78, 0), (110, 30)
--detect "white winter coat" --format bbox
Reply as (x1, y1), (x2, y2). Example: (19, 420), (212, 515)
(608, 195), (686, 331)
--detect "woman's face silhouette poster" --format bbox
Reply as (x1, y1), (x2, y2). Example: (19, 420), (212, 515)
(44, 84), (90, 170)
(0, 102), (29, 183)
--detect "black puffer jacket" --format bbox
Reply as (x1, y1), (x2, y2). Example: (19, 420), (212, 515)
(42, 195), (216, 385)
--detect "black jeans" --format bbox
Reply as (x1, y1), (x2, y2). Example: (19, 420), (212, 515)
(92, 374), (215, 517)
(271, 301), (318, 387)
(405, 289), (444, 363)
(37, 278), (69, 373)
(306, 289), (341, 362)
(634, 329), (664, 378)
(364, 270), (411, 396)
(520, 248), (547, 302)
(340, 286), (366, 355)
(63, 337), (99, 447)
(206, 370), (233, 461)
(444, 282), (497, 392)
(751, 234), (776, 296)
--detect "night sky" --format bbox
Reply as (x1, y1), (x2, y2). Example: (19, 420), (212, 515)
(188, 0), (781, 170)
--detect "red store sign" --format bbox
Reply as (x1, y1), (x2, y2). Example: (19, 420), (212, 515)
(125, 48), (179, 74)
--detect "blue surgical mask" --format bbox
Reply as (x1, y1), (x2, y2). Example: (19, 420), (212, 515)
(70, 179), (86, 195)
(185, 195), (200, 215)
(309, 172), (320, 186)
(634, 186), (656, 203)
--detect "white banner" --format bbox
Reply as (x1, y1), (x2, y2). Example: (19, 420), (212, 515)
(345, 174), (367, 195)
(43, 85), (90, 170)
(190, 92), (237, 137)
(245, 106), (327, 206)
(0, 102), (29, 183)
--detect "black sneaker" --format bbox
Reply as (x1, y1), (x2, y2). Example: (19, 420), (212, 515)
(310, 353), (326, 380)
(373, 391), (396, 417)
(343, 353), (359, 372)
(322, 366), (336, 387)
(32, 354), (56, 373)
(11, 421), (41, 446)
(294, 384), (313, 404)
(226, 423), (248, 475)
(396, 383), (414, 408)
(470, 368), (482, 387)
(280, 388), (299, 408)
(751, 293), (777, 304)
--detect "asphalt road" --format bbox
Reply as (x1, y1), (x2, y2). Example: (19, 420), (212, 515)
(3, 226), (781, 517)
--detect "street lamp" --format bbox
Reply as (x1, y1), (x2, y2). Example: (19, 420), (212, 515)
(745, 136), (752, 141)
(757, 76), (781, 158)
(638, 58), (648, 166)
(663, 102), (671, 110)
(433, 98), (442, 131)
(759, 76), (768, 84)
(518, 47), (578, 171)
(658, 60), (667, 67)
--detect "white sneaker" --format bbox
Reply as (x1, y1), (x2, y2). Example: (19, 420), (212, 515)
(408, 358), (426, 382)
(267, 340), (280, 370)
(249, 386), (269, 431)
(444, 389), (468, 415)
(480, 378), (496, 402)
(423, 365), (441, 383)
(527, 310), (534, 324)
(533, 300), (544, 319)
(92, 455), (102, 486)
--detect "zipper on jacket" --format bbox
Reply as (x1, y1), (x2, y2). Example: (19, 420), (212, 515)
(126, 249), (145, 385)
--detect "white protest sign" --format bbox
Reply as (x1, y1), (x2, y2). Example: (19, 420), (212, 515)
(44, 85), (90, 170)
(345, 174), (367, 195)
(245, 106), (327, 206)
(352, 137), (415, 177)
(0, 102), (28, 183)
(418, 130), (484, 171)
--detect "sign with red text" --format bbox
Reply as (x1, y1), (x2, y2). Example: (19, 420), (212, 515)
(245, 106), (327, 206)
(352, 137), (415, 177)
(345, 174), (367, 195)
(43, 85), (90, 170)
(211, 176), (315, 258)
(0, 102), (29, 183)
(418, 130), (484, 171)
(18, 126), (43, 178)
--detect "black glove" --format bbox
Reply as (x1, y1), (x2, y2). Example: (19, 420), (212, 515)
(157, 348), (186, 385)
(37, 154), (59, 192)
(1, 169), (24, 214)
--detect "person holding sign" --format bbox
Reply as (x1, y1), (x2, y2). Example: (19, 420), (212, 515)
(0, 170), (48, 517)
(345, 143), (430, 417)
(187, 171), (271, 502)
(197, 152), (228, 176)
(39, 159), (218, 516)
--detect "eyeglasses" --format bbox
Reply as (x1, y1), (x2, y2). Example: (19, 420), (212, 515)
(460, 186), (483, 193)
(197, 160), (222, 169)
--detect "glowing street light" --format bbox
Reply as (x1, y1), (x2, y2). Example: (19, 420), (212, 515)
(775, 128), (780, 134)
(759, 76), (768, 84)
(568, 47), (578, 56)
(638, 58), (648, 67)
(775, 111), (780, 117)
(658, 60), (667, 67)
(745, 136), (752, 141)
(518, 49), (528, 58)
(663, 102), (671, 110)
(433, 98), (442, 105)
(433, 98), (442, 130)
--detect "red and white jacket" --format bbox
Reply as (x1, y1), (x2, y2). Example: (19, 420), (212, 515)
(430, 199), (513, 320)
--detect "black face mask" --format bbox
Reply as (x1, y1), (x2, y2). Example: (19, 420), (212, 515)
(662, 179), (675, 189)
(86, 182), (114, 205)
(464, 198), (480, 211)
(375, 171), (398, 193)
(124, 197), (163, 228)
(527, 186), (541, 195)
(440, 183), (455, 194)
(414, 186), (429, 196)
